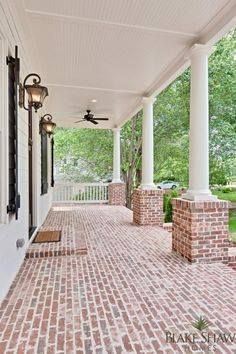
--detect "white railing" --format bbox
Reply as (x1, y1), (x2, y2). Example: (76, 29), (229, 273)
(53, 183), (109, 204)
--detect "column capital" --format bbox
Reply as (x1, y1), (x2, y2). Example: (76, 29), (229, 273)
(142, 96), (156, 105)
(189, 44), (212, 58)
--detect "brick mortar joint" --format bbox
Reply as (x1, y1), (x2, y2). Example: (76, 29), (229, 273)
(172, 198), (229, 210)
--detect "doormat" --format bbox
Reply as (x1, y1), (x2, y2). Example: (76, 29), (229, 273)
(33, 230), (61, 243)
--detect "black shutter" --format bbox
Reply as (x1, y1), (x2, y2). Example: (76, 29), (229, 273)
(41, 130), (48, 194)
(7, 46), (20, 219)
(51, 137), (55, 187)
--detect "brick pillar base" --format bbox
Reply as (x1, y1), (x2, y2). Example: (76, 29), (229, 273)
(108, 183), (126, 206)
(172, 198), (229, 264)
(133, 189), (164, 226)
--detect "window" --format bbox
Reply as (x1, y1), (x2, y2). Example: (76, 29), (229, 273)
(41, 130), (48, 195)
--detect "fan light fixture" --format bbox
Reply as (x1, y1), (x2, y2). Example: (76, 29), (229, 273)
(74, 110), (109, 125)
(19, 73), (48, 112)
(39, 114), (56, 136)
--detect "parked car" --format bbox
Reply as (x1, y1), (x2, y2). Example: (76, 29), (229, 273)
(156, 181), (179, 190)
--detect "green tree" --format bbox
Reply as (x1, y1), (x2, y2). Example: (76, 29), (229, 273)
(54, 128), (113, 182)
(121, 112), (142, 207)
(209, 30), (236, 129)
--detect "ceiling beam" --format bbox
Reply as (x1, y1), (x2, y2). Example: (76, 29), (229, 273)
(45, 83), (141, 95)
(25, 9), (197, 38)
(199, 2), (236, 45)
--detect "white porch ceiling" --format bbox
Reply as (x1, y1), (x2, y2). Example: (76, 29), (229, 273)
(17, 0), (236, 128)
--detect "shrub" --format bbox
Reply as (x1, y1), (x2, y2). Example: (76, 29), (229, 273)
(221, 186), (233, 193)
(164, 190), (179, 223)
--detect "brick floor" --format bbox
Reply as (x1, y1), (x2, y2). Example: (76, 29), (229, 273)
(0, 205), (236, 353)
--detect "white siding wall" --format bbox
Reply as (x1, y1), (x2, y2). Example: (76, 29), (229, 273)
(0, 3), (52, 301)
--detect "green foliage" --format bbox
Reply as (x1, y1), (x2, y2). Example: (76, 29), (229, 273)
(209, 116), (236, 185)
(209, 30), (236, 129)
(121, 113), (143, 208)
(153, 69), (190, 185)
(192, 317), (210, 331)
(54, 128), (113, 182)
(213, 189), (236, 202)
(221, 187), (234, 193)
(229, 210), (236, 236)
(164, 190), (179, 223)
(210, 160), (228, 186)
(212, 190), (236, 240)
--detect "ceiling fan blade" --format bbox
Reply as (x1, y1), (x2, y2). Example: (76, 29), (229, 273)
(74, 119), (85, 123)
(90, 119), (98, 125)
(93, 118), (109, 121)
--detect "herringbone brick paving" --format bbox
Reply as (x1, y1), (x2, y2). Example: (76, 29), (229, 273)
(0, 205), (235, 353)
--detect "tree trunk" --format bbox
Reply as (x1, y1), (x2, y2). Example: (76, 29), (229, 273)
(124, 113), (142, 209)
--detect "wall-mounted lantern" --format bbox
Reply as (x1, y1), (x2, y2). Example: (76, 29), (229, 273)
(39, 114), (56, 136)
(19, 73), (48, 112)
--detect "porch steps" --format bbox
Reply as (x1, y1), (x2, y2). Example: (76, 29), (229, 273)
(25, 245), (87, 259)
(26, 206), (88, 258)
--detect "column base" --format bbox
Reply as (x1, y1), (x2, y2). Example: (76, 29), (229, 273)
(182, 189), (218, 201)
(112, 179), (122, 183)
(133, 189), (164, 226)
(172, 198), (229, 264)
(140, 183), (156, 190)
(108, 183), (126, 206)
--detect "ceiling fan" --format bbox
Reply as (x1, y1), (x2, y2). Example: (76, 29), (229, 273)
(74, 110), (109, 125)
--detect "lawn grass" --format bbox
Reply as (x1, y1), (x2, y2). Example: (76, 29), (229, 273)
(213, 190), (236, 202)
(212, 189), (236, 243)
(229, 210), (236, 243)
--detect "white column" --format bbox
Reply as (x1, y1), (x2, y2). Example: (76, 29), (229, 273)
(183, 44), (216, 201)
(112, 128), (121, 183)
(141, 97), (156, 189)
